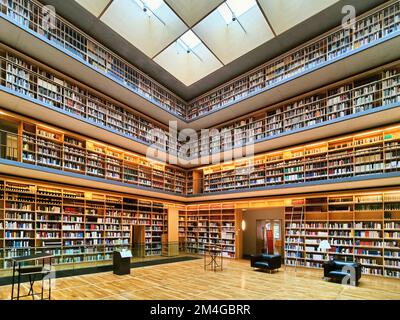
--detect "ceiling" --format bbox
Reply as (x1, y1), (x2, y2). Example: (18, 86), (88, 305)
(40, 0), (387, 100)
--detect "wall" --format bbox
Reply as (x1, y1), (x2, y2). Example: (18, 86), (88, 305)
(242, 207), (285, 257)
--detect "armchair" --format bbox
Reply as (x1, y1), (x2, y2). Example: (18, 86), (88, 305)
(250, 254), (282, 273)
(323, 260), (362, 286)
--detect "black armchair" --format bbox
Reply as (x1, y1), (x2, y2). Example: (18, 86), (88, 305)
(250, 254), (282, 273)
(323, 260), (362, 286)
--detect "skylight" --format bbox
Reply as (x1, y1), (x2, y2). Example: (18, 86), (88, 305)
(178, 30), (201, 50)
(134, 0), (163, 15)
(217, 0), (256, 24)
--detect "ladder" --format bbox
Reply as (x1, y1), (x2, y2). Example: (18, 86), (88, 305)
(285, 205), (304, 272)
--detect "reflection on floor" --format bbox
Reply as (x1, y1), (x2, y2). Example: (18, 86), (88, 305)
(0, 254), (177, 279)
(0, 259), (399, 300)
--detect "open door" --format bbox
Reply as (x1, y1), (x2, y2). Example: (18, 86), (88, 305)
(132, 225), (145, 258)
(256, 220), (282, 255)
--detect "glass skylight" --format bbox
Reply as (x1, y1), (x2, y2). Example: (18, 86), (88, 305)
(178, 30), (201, 50)
(217, 0), (256, 24)
(134, 0), (163, 14)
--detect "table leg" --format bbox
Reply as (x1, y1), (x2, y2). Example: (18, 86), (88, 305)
(41, 259), (45, 300)
(48, 258), (52, 300)
(17, 265), (21, 301)
(11, 262), (16, 300)
(28, 275), (35, 300)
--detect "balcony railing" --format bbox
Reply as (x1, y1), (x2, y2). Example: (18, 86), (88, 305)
(0, 46), (183, 155)
(197, 126), (400, 194)
(0, 0), (187, 118)
(186, 0), (400, 119)
(0, 0), (399, 122)
(2, 40), (399, 163)
(0, 129), (188, 195)
(193, 62), (400, 156)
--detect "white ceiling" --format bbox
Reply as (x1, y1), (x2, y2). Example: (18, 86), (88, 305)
(75, 0), (340, 86)
(258, 0), (341, 35)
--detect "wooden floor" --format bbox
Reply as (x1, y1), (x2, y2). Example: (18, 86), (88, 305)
(1, 259), (400, 300)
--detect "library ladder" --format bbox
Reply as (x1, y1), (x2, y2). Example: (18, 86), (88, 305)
(285, 206), (304, 272)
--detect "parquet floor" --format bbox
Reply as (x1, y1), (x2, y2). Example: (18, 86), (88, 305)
(1, 259), (399, 300)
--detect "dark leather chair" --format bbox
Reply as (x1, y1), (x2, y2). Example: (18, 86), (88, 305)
(250, 254), (282, 273)
(323, 260), (362, 286)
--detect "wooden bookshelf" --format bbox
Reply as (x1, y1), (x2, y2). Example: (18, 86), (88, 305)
(197, 61), (400, 155)
(1, 173), (400, 278)
(199, 124), (400, 194)
(0, 44), (181, 155)
(1, 0), (399, 121)
(178, 203), (238, 258)
(1, 44), (400, 160)
(3, 110), (399, 197)
(0, 0), (187, 118)
(284, 190), (400, 279)
(187, 1), (400, 120)
(0, 176), (174, 268)
(0, 110), (187, 195)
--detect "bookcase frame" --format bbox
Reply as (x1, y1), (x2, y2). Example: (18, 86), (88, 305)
(178, 203), (238, 258)
(1, 0), (399, 121)
(0, 0), (187, 118)
(284, 191), (400, 279)
(186, 0), (400, 120)
(198, 124), (400, 194)
(196, 61), (400, 155)
(0, 176), (175, 268)
(0, 44), (181, 155)
(0, 109), (188, 195)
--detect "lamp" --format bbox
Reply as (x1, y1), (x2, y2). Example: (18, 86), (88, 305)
(318, 240), (331, 261)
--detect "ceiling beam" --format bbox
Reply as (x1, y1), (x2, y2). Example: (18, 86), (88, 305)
(98, 0), (113, 19)
(256, 0), (277, 37)
(152, 1), (225, 68)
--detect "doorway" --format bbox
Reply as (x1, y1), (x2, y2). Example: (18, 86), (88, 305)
(132, 225), (145, 258)
(256, 220), (282, 255)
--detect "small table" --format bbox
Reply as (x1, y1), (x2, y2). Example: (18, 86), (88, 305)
(204, 244), (223, 272)
(11, 253), (54, 300)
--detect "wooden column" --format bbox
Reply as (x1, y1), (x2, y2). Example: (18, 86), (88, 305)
(192, 170), (202, 194)
(163, 207), (179, 256)
(235, 209), (243, 259)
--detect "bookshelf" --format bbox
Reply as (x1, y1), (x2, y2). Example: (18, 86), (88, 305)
(5, 110), (400, 197)
(0, 177), (172, 268)
(199, 124), (400, 194)
(0, 111), (187, 195)
(0, 45), (181, 155)
(1, 44), (400, 159)
(284, 190), (400, 278)
(1, 0), (399, 121)
(187, 1), (400, 120)
(0, 0), (187, 118)
(178, 204), (238, 258)
(197, 61), (400, 155)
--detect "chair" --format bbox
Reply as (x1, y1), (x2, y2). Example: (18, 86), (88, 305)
(323, 260), (362, 286)
(250, 254), (282, 273)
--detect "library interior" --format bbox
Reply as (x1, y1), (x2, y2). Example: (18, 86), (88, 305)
(0, 0), (400, 301)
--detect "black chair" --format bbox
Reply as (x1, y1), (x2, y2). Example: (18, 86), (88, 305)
(323, 260), (362, 286)
(250, 254), (282, 273)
